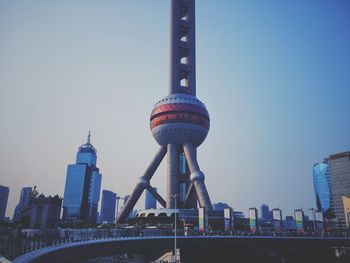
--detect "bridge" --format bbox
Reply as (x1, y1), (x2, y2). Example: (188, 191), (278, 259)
(11, 234), (350, 263)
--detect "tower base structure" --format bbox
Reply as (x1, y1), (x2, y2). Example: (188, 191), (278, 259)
(117, 142), (212, 223)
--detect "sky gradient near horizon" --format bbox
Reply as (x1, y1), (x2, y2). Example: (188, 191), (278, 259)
(1, 0), (350, 218)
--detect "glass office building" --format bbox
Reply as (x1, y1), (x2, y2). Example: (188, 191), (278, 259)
(100, 190), (117, 224)
(260, 204), (270, 221)
(314, 152), (350, 227)
(313, 161), (332, 214)
(63, 133), (102, 224)
(313, 160), (334, 218)
(13, 187), (32, 222)
(328, 152), (350, 226)
(0, 185), (9, 220)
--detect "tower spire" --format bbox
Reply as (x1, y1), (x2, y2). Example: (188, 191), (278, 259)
(170, 0), (196, 96)
(87, 130), (91, 144)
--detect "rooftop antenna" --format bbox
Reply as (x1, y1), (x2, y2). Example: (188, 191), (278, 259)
(87, 130), (91, 144)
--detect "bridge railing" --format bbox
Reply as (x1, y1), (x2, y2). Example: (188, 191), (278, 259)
(1, 227), (350, 260)
(0, 228), (172, 260)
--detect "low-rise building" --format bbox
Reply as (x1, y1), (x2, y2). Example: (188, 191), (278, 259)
(29, 194), (62, 229)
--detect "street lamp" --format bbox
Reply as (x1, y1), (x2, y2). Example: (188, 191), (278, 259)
(171, 194), (178, 263)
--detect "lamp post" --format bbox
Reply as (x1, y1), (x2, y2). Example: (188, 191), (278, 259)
(171, 194), (178, 263)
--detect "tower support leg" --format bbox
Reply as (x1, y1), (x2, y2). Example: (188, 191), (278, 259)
(183, 142), (212, 210)
(183, 182), (196, 208)
(117, 146), (167, 223)
(146, 184), (166, 208)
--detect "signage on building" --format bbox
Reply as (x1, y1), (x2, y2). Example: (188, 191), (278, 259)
(224, 208), (233, 233)
(294, 209), (304, 233)
(315, 211), (324, 230)
(272, 209), (282, 230)
(249, 208), (257, 233)
(198, 207), (208, 233)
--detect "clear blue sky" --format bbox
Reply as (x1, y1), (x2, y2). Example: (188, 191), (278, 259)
(1, 0), (349, 218)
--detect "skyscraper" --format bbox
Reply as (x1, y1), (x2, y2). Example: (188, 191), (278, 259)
(145, 187), (157, 210)
(13, 187), (32, 222)
(260, 204), (270, 221)
(0, 185), (9, 220)
(313, 151), (350, 227)
(313, 161), (332, 216)
(328, 152), (350, 226)
(62, 132), (102, 224)
(100, 190), (116, 224)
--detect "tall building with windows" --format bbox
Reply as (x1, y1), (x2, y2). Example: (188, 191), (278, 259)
(328, 152), (350, 226)
(100, 190), (116, 224)
(0, 185), (9, 220)
(13, 187), (32, 222)
(313, 161), (332, 216)
(62, 132), (102, 224)
(260, 204), (270, 221)
(145, 187), (157, 210)
(314, 152), (350, 227)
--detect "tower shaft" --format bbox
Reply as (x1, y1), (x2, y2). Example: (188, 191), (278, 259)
(170, 0), (196, 96)
(167, 144), (180, 208)
(167, 0), (198, 209)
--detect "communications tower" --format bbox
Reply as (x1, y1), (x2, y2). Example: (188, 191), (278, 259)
(117, 0), (212, 223)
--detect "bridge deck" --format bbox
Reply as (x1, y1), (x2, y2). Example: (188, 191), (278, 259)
(13, 236), (350, 263)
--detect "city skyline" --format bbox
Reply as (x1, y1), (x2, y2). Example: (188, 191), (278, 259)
(1, 0), (350, 218)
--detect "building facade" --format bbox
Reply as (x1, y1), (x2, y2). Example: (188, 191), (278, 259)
(313, 161), (333, 217)
(342, 196), (350, 227)
(213, 202), (230, 211)
(29, 194), (62, 229)
(328, 152), (350, 227)
(260, 204), (270, 221)
(0, 185), (9, 221)
(145, 187), (157, 210)
(100, 190), (116, 224)
(13, 187), (32, 222)
(62, 132), (102, 224)
(314, 151), (350, 227)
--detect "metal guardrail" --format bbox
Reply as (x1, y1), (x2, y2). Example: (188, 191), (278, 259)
(12, 235), (350, 263)
(12, 237), (173, 263)
(0, 228), (172, 260)
(1, 228), (350, 261)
